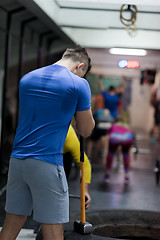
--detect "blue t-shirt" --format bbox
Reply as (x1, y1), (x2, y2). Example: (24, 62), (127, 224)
(102, 91), (119, 118)
(11, 65), (91, 165)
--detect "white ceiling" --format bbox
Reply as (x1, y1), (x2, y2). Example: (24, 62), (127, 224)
(54, 0), (160, 49)
(52, 0), (160, 75)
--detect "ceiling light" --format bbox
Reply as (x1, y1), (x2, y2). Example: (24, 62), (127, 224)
(109, 48), (147, 56)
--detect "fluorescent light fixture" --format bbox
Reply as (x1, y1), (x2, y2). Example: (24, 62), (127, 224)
(109, 48), (147, 56)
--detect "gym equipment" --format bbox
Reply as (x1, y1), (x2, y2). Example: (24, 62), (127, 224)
(132, 147), (150, 155)
(154, 159), (160, 185)
(74, 136), (92, 235)
(132, 134), (150, 160)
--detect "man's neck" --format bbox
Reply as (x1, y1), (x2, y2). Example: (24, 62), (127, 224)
(53, 59), (76, 73)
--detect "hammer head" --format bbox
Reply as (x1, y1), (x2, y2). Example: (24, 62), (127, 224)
(74, 220), (92, 235)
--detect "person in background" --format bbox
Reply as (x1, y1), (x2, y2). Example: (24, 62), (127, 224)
(86, 108), (114, 164)
(63, 124), (91, 209)
(98, 75), (126, 119)
(99, 76), (120, 118)
(104, 117), (134, 184)
(150, 86), (160, 142)
(0, 46), (95, 240)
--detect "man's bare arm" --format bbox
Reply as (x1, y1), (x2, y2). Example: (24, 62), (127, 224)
(74, 109), (95, 138)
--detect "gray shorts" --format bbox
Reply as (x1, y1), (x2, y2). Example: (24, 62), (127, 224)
(5, 158), (69, 224)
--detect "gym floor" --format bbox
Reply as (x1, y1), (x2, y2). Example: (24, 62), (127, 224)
(0, 130), (160, 239)
(68, 130), (160, 215)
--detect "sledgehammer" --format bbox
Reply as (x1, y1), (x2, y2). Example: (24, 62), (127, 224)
(74, 136), (92, 235)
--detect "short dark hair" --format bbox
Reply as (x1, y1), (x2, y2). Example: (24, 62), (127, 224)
(108, 86), (115, 92)
(62, 45), (91, 74)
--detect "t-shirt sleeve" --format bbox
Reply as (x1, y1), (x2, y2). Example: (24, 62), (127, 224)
(76, 79), (91, 111)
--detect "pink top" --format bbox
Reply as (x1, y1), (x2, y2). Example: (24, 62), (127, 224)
(107, 124), (133, 142)
(107, 124), (131, 135)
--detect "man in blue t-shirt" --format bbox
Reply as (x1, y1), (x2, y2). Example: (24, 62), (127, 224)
(0, 46), (95, 240)
(102, 86), (119, 118)
(99, 76), (120, 118)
